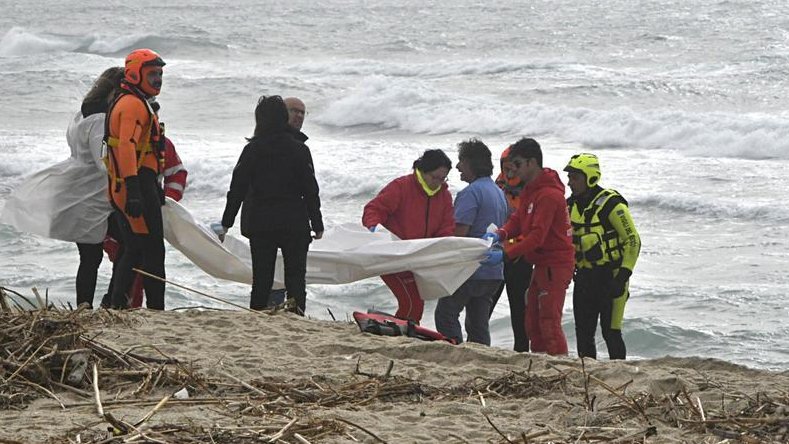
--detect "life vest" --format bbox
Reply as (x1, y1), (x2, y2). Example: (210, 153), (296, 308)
(353, 311), (456, 344)
(103, 85), (164, 188)
(103, 83), (165, 233)
(568, 188), (627, 269)
(495, 170), (527, 261)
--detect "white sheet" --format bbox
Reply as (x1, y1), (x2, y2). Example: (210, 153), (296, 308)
(0, 113), (112, 244)
(162, 198), (489, 300)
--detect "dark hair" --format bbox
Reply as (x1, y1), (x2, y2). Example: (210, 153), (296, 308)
(413, 149), (452, 173)
(252, 95), (289, 138)
(458, 138), (493, 177)
(81, 66), (123, 117)
(509, 137), (543, 167)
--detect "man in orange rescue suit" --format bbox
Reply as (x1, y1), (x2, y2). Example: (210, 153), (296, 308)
(105, 48), (167, 310)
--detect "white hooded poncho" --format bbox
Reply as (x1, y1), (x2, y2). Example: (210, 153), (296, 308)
(1, 111), (112, 244)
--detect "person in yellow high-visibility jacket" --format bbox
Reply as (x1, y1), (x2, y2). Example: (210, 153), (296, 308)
(565, 153), (641, 360)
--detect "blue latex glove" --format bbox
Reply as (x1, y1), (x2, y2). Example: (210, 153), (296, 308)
(480, 247), (503, 265)
(210, 222), (228, 242)
(368, 226), (376, 232)
(482, 232), (500, 244)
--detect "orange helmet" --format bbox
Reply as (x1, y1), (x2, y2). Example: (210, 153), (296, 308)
(500, 146), (512, 162)
(124, 49), (165, 96)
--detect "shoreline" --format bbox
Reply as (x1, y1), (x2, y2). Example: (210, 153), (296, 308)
(1, 303), (788, 443)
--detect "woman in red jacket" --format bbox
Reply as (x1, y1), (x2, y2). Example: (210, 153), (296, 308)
(362, 149), (455, 322)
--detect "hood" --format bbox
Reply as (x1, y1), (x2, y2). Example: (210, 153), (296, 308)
(66, 111), (105, 165)
(524, 168), (566, 194)
(67, 111), (102, 146)
(287, 126), (309, 142)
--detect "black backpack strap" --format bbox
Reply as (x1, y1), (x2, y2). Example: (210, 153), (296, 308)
(597, 191), (628, 233)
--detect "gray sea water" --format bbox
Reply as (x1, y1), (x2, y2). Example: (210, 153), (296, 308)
(1, 0), (788, 370)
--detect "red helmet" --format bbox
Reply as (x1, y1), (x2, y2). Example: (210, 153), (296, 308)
(125, 49), (165, 95)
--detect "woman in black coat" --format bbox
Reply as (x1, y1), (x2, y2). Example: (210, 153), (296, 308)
(220, 95), (324, 314)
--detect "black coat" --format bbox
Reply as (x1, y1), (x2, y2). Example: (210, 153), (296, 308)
(221, 130), (323, 237)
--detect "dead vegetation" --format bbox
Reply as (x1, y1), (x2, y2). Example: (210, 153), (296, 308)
(1, 286), (787, 443)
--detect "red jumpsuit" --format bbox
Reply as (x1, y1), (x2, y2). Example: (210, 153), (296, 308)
(498, 168), (574, 355)
(362, 173), (455, 321)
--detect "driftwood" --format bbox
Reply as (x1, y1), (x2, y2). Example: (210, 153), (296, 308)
(2, 290), (788, 443)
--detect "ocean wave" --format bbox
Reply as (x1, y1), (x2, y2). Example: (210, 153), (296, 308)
(178, 156), (382, 201)
(625, 317), (715, 357)
(296, 58), (555, 79)
(0, 27), (228, 57)
(317, 168), (382, 200)
(632, 194), (789, 222)
(295, 57), (747, 102)
(0, 28), (75, 56)
(316, 76), (789, 160)
(630, 193), (789, 222)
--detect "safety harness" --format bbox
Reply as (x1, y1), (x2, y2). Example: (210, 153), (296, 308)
(103, 82), (165, 193)
(568, 189), (628, 269)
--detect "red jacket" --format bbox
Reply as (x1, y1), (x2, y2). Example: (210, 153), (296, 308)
(363, 173), (455, 240)
(162, 137), (187, 201)
(498, 168), (574, 267)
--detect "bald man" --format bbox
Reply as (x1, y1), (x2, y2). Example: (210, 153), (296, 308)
(284, 97), (308, 142)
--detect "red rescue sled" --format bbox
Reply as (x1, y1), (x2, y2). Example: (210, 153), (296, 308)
(352, 311), (456, 344)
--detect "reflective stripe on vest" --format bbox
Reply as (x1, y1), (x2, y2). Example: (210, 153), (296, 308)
(569, 189), (625, 269)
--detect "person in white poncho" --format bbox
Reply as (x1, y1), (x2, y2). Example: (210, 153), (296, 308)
(1, 67), (124, 308)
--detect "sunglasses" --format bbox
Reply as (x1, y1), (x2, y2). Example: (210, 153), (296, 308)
(511, 158), (530, 169)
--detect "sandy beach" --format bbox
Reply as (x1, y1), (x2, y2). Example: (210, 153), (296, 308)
(1, 303), (788, 444)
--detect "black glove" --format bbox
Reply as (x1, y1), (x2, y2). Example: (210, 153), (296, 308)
(608, 268), (632, 300)
(124, 176), (144, 218)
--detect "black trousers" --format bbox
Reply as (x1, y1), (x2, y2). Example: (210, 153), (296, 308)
(75, 211), (124, 308)
(249, 230), (311, 314)
(490, 258), (533, 352)
(75, 242), (103, 307)
(573, 267), (626, 360)
(110, 170), (165, 310)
